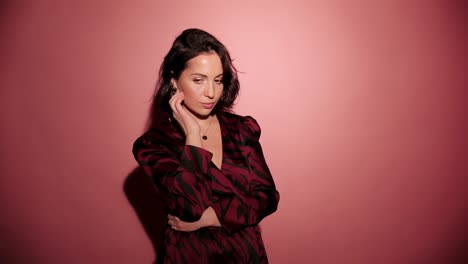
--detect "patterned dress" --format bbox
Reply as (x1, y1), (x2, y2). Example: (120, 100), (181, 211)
(133, 111), (280, 264)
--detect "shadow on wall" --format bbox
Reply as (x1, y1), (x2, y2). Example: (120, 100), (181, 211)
(124, 166), (166, 264)
(448, 211), (468, 264)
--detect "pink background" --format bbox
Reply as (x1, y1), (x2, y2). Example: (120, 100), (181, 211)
(1, 0), (467, 263)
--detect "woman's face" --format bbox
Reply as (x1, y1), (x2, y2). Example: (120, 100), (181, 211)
(172, 52), (224, 118)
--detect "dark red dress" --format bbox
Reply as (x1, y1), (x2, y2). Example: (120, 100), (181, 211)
(133, 111), (280, 263)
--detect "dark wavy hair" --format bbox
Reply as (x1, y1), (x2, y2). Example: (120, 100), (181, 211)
(152, 28), (240, 119)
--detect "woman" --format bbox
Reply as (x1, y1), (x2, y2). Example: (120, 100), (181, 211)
(133, 28), (280, 263)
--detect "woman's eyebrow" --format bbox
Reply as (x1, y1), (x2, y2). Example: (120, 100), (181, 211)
(190, 73), (207, 77)
(189, 73), (223, 78)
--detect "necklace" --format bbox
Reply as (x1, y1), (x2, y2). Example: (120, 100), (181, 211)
(201, 116), (213, 140)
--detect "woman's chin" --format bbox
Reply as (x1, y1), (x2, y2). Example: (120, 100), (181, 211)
(186, 107), (213, 120)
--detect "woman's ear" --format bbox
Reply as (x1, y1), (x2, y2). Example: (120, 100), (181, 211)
(170, 79), (178, 97)
(170, 78), (177, 90)
(170, 71), (177, 89)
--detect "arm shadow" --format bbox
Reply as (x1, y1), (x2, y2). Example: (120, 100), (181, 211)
(123, 166), (167, 264)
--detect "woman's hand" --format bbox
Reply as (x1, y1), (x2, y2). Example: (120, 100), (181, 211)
(168, 207), (221, 232)
(169, 90), (200, 138)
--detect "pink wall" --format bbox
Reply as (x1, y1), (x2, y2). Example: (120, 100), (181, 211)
(1, 0), (467, 263)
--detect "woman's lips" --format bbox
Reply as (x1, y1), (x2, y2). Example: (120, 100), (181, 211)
(201, 103), (214, 109)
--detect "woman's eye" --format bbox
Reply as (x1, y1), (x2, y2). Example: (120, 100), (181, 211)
(193, 79), (203, 84)
(215, 79), (223, 84)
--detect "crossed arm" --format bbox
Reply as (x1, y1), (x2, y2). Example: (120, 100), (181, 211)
(133, 138), (279, 234)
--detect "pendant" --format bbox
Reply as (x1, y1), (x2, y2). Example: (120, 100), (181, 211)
(202, 135), (208, 140)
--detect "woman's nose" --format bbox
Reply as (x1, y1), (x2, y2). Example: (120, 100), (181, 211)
(204, 83), (215, 98)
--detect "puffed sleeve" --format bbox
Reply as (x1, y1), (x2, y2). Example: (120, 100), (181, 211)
(133, 132), (213, 221)
(211, 116), (280, 233)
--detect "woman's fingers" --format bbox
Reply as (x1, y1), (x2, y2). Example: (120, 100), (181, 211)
(169, 92), (187, 121)
(169, 91), (188, 133)
(169, 91), (184, 115)
(169, 91), (200, 137)
(167, 214), (177, 229)
(167, 214), (199, 232)
(167, 214), (180, 229)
